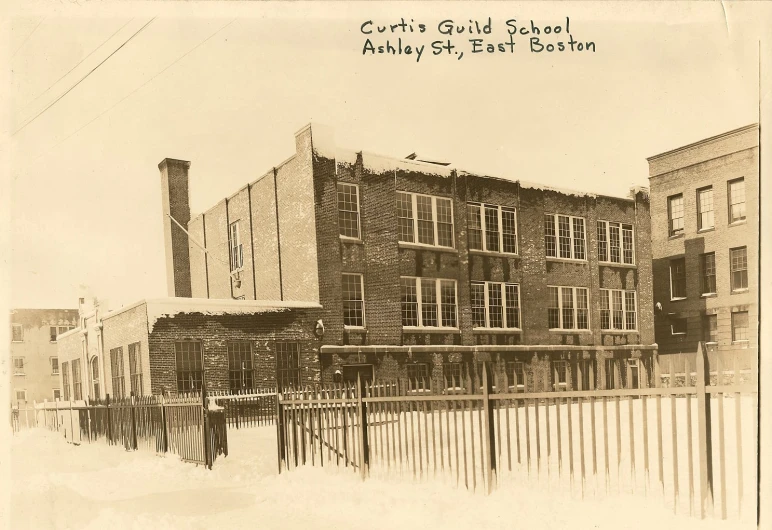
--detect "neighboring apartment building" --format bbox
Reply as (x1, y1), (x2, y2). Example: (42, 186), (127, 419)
(648, 124), (759, 372)
(159, 123), (657, 392)
(56, 298), (322, 399)
(9, 308), (78, 405)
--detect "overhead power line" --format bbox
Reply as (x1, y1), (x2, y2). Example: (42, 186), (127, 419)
(12, 17), (45, 59)
(28, 18), (237, 166)
(12, 17), (156, 137)
(21, 18), (136, 114)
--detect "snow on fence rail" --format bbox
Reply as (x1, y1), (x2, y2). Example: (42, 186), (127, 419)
(30, 388), (228, 469)
(207, 388), (277, 429)
(276, 343), (758, 522)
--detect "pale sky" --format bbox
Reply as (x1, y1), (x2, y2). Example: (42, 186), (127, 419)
(4, 1), (764, 310)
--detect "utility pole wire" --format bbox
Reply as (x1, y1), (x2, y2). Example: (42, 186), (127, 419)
(12, 17), (156, 137)
(20, 19), (136, 114)
(28, 18), (237, 166)
(12, 17), (45, 59)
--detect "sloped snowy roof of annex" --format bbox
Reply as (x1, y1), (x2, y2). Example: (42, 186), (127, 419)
(100, 297), (322, 333)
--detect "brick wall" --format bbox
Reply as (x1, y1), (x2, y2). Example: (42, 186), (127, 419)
(158, 159), (192, 298)
(147, 309), (323, 394)
(101, 303), (150, 397)
(311, 149), (654, 352)
(649, 127), (758, 358)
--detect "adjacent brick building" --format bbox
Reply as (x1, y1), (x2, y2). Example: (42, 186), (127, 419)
(56, 298), (322, 399)
(648, 124), (759, 371)
(9, 308), (78, 405)
(160, 123), (657, 393)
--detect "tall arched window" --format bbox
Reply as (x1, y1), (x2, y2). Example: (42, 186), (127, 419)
(91, 357), (100, 400)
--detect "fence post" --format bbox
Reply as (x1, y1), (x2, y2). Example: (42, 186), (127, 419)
(482, 362), (496, 494)
(33, 400), (37, 428)
(202, 384), (212, 469)
(695, 341), (714, 519)
(54, 399), (59, 432)
(130, 394), (138, 450)
(68, 399), (75, 443)
(159, 394), (169, 454)
(356, 372), (369, 480)
(106, 394), (112, 445)
(276, 388), (286, 473)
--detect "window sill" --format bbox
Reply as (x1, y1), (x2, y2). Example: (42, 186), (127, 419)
(469, 249), (519, 259)
(670, 297), (687, 302)
(398, 242), (458, 254)
(403, 327), (461, 334)
(601, 330), (638, 334)
(701, 293), (717, 298)
(668, 233), (684, 240)
(731, 289), (749, 295)
(598, 262), (637, 269)
(340, 236), (363, 245)
(546, 257), (587, 265)
(344, 326), (367, 332)
(472, 328), (522, 334)
(11, 341), (23, 343)
(728, 219), (747, 228)
(731, 341), (750, 348)
(697, 227), (715, 234)
(13, 373), (25, 377)
(671, 333), (687, 336)
(549, 329), (592, 334)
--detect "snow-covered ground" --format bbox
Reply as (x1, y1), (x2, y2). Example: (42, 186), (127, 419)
(10, 423), (755, 530)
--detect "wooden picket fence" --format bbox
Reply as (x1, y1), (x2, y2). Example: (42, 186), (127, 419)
(276, 342), (758, 521)
(34, 387), (228, 469)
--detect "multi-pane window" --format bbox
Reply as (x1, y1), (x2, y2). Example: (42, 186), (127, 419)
(51, 357), (59, 375)
(605, 359), (618, 389)
(597, 221), (634, 265)
(72, 359), (82, 401)
(53, 389), (61, 400)
(407, 363), (430, 391)
(229, 221), (243, 271)
(337, 183), (361, 239)
(506, 361), (525, 391)
(728, 178), (746, 223)
(730, 247), (748, 291)
(342, 273), (365, 327)
(11, 324), (23, 342)
(548, 286), (589, 330)
(671, 318), (687, 335)
(61, 362), (70, 401)
(578, 359), (595, 390)
(276, 342), (300, 391)
(704, 314), (718, 343)
(697, 187), (714, 230)
(467, 203), (518, 254)
(15, 390), (26, 402)
(544, 214), (585, 260)
(228, 342), (253, 391)
(670, 258), (686, 299)
(110, 347), (126, 398)
(600, 289), (637, 331)
(91, 358), (100, 399)
(400, 277), (457, 328)
(731, 312), (749, 342)
(175, 341), (203, 393)
(49, 325), (73, 342)
(668, 194), (684, 236)
(396, 191), (454, 248)
(129, 342), (143, 396)
(470, 281), (521, 329)
(701, 253), (717, 295)
(552, 360), (568, 390)
(13, 357), (24, 375)
(443, 362), (464, 389)
(627, 359), (640, 389)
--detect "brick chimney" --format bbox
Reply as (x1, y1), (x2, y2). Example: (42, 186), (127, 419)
(158, 158), (192, 298)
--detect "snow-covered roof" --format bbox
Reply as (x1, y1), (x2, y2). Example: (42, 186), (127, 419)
(100, 297), (322, 333)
